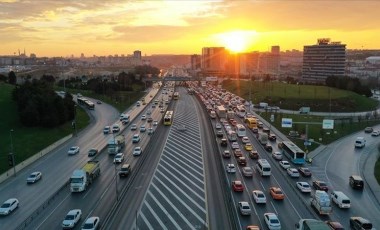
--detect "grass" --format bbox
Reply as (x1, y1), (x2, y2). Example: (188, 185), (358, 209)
(223, 80), (378, 112)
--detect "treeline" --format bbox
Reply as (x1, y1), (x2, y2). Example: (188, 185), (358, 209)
(325, 76), (372, 97)
(12, 79), (75, 127)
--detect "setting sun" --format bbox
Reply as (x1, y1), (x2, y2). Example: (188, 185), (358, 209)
(215, 30), (258, 53)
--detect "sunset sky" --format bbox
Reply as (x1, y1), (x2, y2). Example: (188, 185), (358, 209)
(0, 0), (379, 57)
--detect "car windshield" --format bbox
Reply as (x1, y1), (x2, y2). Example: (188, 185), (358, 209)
(29, 174), (36, 178)
(82, 223), (94, 229)
(70, 147), (76, 151)
(275, 190), (282, 195)
(65, 215), (75, 220)
(1, 203), (10, 208)
(270, 219), (279, 224)
(319, 182), (327, 186)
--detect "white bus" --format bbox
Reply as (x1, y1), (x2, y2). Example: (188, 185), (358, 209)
(227, 130), (237, 142)
(280, 141), (306, 165)
(236, 124), (246, 137)
(256, 159), (271, 176)
(236, 105), (246, 118)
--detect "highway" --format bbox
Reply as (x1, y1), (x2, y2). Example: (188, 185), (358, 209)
(1, 81), (379, 230)
(312, 129), (380, 227)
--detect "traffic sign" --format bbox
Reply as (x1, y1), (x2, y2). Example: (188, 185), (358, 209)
(281, 118), (292, 128)
(323, 119), (334, 129)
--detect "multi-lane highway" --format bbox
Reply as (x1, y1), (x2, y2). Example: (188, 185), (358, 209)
(1, 81), (379, 230)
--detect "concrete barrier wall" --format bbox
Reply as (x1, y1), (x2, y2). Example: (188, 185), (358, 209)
(0, 134), (72, 184)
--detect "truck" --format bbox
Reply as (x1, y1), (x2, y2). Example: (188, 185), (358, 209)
(295, 219), (330, 230)
(311, 190), (332, 215)
(299, 107), (311, 114)
(70, 160), (100, 192)
(258, 133), (268, 145)
(108, 134), (125, 155)
(216, 105), (227, 119)
(227, 109), (235, 119)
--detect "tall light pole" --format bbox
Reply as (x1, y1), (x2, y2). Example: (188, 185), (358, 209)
(10, 129), (16, 176)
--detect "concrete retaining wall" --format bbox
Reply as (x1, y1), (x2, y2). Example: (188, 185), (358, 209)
(0, 134), (72, 184)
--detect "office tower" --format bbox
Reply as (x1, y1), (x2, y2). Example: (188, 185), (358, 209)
(201, 47), (227, 76)
(302, 38), (346, 83)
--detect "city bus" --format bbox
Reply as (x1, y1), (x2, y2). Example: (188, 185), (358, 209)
(163, 111), (174, 126)
(77, 97), (95, 110)
(236, 105), (246, 118)
(235, 124), (246, 137)
(280, 141), (306, 164)
(245, 117), (258, 129)
(227, 130), (238, 142)
(173, 92), (179, 100)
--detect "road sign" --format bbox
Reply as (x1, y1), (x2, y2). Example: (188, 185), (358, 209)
(281, 118), (292, 128)
(304, 141), (312, 146)
(270, 114), (274, 122)
(323, 119), (334, 129)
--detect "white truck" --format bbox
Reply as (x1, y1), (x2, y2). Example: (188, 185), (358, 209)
(311, 190), (332, 215)
(216, 105), (227, 119)
(299, 107), (311, 114)
(70, 160), (100, 192)
(258, 133), (268, 145)
(295, 219), (330, 230)
(108, 134), (125, 155)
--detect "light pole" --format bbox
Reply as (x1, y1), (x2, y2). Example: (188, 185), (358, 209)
(114, 163), (119, 201)
(10, 129), (16, 176)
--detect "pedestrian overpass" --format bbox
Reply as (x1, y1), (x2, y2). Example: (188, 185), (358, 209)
(142, 76), (202, 82)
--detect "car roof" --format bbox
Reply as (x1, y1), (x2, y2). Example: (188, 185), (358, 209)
(68, 209), (81, 215)
(85, 216), (99, 223)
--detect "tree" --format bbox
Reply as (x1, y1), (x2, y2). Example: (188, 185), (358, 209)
(8, 71), (16, 84)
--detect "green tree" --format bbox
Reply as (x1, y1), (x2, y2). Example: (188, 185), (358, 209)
(8, 71), (16, 84)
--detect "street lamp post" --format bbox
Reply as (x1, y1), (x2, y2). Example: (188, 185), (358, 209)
(10, 129), (16, 176)
(114, 163), (119, 201)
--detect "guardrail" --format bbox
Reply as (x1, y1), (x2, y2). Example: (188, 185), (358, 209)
(16, 181), (70, 230)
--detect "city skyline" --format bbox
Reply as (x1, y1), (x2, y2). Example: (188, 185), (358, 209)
(1, 0), (379, 57)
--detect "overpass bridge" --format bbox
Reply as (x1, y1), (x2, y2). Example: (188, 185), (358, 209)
(142, 76), (203, 82)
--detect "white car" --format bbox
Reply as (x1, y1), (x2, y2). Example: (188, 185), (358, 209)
(112, 124), (120, 133)
(140, 125), (146, 132)
(113, 153), (124, 163)
(241, 136), (250, 143)
(215, 123), (222, 129)
(81, 216), (100, 230)
(141, 115), (146, 120)
(103, 126), (111, 134)
(238, 201), (251, 216)
(62, 209), (82, 229)
(252, 190), (267, 204)
(0, 198), (19, 215)
(226, 164), (236, 173)
(133, 147), (142, 156)
(279, 160), (290, 169)
(242, 167), (253, 177)
(132, 134), (140, 143)
(371, 130), (380, 136)
(264, 213), (281, 230)
(287, 168), (300, 178)
(27, 171), (42, 184)
(231, 142), (239, 149)
(148, 128), (154, 135)
(272, 151), (283, 160)
(68, 146), (80, 155)
(296, 182), (312, 193)
(153, 120), (158, 126)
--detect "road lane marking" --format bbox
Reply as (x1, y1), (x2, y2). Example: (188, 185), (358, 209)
(36, 191), (71, 229)
(143, 199), (168, 230)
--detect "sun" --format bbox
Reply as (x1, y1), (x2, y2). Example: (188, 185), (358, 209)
(215, 30), (257, 53)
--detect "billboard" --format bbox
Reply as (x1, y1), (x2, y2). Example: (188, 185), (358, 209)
(281, 118), (292, 128)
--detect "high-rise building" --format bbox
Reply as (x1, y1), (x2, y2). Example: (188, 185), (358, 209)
(134, 50), (142, 60)
(201, 47), (227, 76)
(258, 46), (280, 76)
(190, 54), (201, 70)
(302, 38), (346, 83)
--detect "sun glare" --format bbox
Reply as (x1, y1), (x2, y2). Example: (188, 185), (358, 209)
(216, 30), (257, 53)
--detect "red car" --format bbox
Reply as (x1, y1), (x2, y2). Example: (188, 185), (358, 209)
(232, 180), (244, 192)
(313, 180), (329, 192)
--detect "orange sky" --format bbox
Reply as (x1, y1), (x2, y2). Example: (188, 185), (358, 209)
(0, 0), (379, 57)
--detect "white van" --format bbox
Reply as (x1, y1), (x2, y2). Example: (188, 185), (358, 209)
(355, 137), (366, 148)
(256, 159), (271, 176)
(210, 110), (216, 119)
(331, 191), (351, 208)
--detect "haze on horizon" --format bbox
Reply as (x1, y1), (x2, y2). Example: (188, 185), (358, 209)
(0, 0), (379, 57)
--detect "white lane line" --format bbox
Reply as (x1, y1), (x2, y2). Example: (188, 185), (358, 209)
(165, 143), (203, 164)
(36, 192), (71, 229)
(160, 155), (204, 183)
(156, 167), (206, 205)
(270, 201), (279, 216)
(82, 187), (92, 199)
(164, 146), (203, 171)
(147, 190), (181, 229)
(143, 199), (168, 230)
(271, 175), (302, 219)
(152, 181), (202, 228)
(166, 135), (202, 152)
(140, 211), (154, 230)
